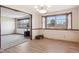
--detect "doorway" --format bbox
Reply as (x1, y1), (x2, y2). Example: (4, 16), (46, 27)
(0, 5), (32, 49)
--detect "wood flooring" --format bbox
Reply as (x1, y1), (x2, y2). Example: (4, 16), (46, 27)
(0, 39), (79, 53)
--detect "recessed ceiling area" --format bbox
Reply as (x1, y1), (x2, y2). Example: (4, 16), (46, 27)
(1, 7), (31, 19)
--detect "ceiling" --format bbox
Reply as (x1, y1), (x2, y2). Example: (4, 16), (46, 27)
(24, 5), (77, 13)
(1, 7), (31, 19)
(45, 5), (77, 12)
(1, 5), (78, 17)
(5, 5), (78, 15)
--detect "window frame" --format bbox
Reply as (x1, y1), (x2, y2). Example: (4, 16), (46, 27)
(17, 18), (30, 29)
(43, 12), (72, 30)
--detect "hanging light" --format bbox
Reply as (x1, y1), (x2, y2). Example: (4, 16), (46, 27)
(38, 9), (47, 13)
(34, 5), (48, 14)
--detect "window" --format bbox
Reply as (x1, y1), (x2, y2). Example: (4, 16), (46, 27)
(43, 13), (72, 29)
(17, 19), (30, 29)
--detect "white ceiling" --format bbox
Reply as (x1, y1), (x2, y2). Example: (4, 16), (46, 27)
(1, 5), (77, 17)
(1, 7), (31, 19)
(46, 5), (77, 12)
(24, 5), (77, 13)
(5, 5), (77, 15)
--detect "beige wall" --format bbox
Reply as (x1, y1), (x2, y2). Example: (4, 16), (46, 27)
(77, 8), (79, 43)
(78, 7), (79, 29)
(72, 6), (79, 29)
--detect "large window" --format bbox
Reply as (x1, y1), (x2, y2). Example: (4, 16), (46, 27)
(17, 19), (30, 29)
(43, 13), (72, 29)
(46, 15), (67, 29)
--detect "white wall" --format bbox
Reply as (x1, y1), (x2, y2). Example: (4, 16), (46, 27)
(16, 28), (30, 34)
(42, 6), (79, 43)
(16, 29), (25, 34)
(43, 30), (78, 42)
(1, 16), (15, 35)
(5, 5), (42, 39)
(32, 13), (42, 39)
(5, 5), (79, 43)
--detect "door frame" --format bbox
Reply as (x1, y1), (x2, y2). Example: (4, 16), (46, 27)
(0, 5), (32, 48)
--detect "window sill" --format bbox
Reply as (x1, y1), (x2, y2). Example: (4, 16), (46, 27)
(32, 28), (79, 31)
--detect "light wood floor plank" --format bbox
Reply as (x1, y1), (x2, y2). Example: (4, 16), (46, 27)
(1, 39), (79, 53)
